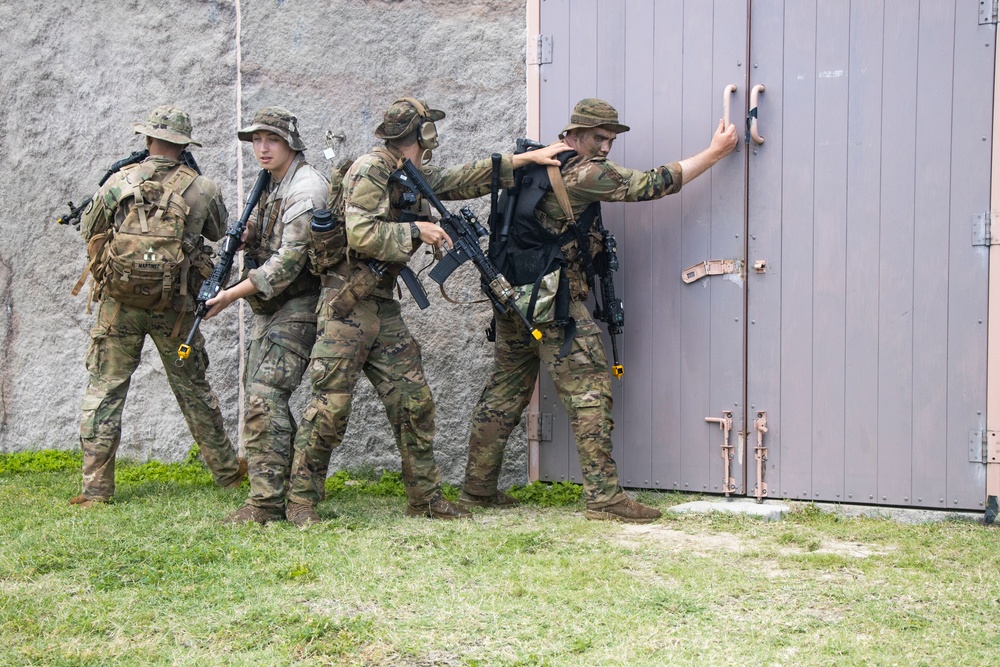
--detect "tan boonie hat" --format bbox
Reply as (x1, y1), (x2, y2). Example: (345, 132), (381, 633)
(133, 105), (201, 147)
(559, 98), (631, 139)
(238, 106), (307, 151)
(374, 98), (445, 140)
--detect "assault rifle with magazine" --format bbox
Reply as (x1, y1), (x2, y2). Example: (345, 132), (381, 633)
(393, 158), (541, 341)
(57, 149), (201, 229)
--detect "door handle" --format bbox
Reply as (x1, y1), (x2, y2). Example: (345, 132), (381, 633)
(748, 84), (765, 145)
(722, 84), (737, 126)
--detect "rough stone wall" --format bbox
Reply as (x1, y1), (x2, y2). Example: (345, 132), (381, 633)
(0, 0), (530, 489)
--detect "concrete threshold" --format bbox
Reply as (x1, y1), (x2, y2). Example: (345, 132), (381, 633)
(668, 497), (985, 525)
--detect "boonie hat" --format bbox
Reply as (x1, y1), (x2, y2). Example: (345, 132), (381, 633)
(238, 106), (307, 151)
(375, 98), (445, 140)
(559, 98), (631, 139)
(133, 105), (201, 147)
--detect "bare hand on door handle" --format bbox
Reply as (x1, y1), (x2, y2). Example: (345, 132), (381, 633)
(677, 118), (739, 185)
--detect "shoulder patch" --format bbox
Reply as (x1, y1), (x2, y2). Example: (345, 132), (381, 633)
(597, 160), (630, 188)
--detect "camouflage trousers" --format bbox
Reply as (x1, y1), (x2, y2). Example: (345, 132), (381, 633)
(288, 295), (442, 507)
(242, 310), (316, 510)
(78, 299), (242, 501)
(464, 299), (624, 508)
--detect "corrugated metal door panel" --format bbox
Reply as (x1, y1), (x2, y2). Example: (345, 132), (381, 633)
(701, 1), (749, 495)
(649, 0), (689, 490)
(538, 0), (749, 493)
(876, 0), (921, 506)
(811, 0), (851, 503)
(945, 0), (991, 509)
(911, 0), (958, 507)
(745, 0), (785, 499)
(842, 0), (883, 502)
(617, 0), (656, 490)
(748, 0), (993, 510)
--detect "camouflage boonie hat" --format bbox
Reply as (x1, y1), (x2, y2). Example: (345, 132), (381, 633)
(133, 105), (201, 147)
(374, 98), (445, 140)
(559, 98), (631, 139)
(238, 106), (307, 151)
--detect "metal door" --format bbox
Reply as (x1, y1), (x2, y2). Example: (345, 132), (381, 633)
(535, 0), (750, 496)
(535, 0), (995, 511)
(746, 0), (993, 510)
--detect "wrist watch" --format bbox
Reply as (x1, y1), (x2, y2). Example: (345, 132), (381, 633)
(409, 222), (420, 239)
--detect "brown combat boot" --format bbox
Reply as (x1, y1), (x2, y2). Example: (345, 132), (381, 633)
(223, 457), (248, 489)
(458, 489), (519, 509)
(286, 501), (322, 528)
(69, 495), (108, 508)
(585, 496), (661, 524)
(221, 504), (285, 525)
(406, 491), (472, 520)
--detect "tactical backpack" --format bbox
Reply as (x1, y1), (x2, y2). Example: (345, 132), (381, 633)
(75, 162), (201, 312)
(489, 150), (600, 329)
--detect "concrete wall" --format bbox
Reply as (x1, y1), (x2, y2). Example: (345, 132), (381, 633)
(0, 0), (530, 489)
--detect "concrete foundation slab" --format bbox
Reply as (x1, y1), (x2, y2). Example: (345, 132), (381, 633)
(669, 499), (791, 522)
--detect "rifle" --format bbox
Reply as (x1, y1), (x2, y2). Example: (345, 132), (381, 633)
(57, 149), (202, 228)
(176, 169), (270, 365)
(592, 223), (624, 379)
(394, 158), (541, 341)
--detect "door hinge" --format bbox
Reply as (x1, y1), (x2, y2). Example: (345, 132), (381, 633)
(980, 0), (998, 25)
(527, 34), (553, 65)
(972, 212), (995, 246)
(527, 411), (553, 442)
(969, 430), (1000, 462)
(681, 259), (744, 284)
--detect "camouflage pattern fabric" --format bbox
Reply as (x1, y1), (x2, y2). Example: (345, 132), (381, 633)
(79, 299), (241, 500)
(238, 153), (327, 509)
(463, 153), (685, 509)
(341, 143), (516, 298)
(244, 152), (328, 335)
(242, 314), (316, 509)
(288, 142), (513, 506)
(287, 296), (440, 506)
(464, 299), (622, 507)
(536, 155), (683, 301)
(76, 154), (234, 502)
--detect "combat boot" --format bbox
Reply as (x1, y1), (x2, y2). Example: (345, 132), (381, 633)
(585, 496), (661, 524)
(221, 504), (285, 525)
(286, 501), (322, 528)
(223, 457), (248, 489)
(406, 491), (472, 520)
(458, 489), (519, 509)
(69, 495), (108, 508)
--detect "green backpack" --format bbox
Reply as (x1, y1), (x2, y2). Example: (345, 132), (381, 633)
(99, 163), (199, 310)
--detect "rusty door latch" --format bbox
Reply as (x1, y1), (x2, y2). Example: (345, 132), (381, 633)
(753, 411), (768, 503)
(705, 410), (736, 496)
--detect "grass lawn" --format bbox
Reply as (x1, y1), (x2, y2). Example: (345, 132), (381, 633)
(1, 450), (998, 666)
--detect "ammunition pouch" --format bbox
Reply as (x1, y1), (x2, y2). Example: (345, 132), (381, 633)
(307, 222), (347, 276)
(319, 261), (387, 318)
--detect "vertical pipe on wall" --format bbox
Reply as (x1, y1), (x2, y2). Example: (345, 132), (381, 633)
(526, 0), (541, 481)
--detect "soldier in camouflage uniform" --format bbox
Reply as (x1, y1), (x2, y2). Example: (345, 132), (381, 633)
(204, 107), (329, 524)
(461, 98), (738, 522)
(284, 98), (568, 526)
(71, 106), (246, 507)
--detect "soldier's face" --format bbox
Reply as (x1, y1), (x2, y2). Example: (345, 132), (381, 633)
(568, 127), (617, 159)
(252, 131), (295, 179)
